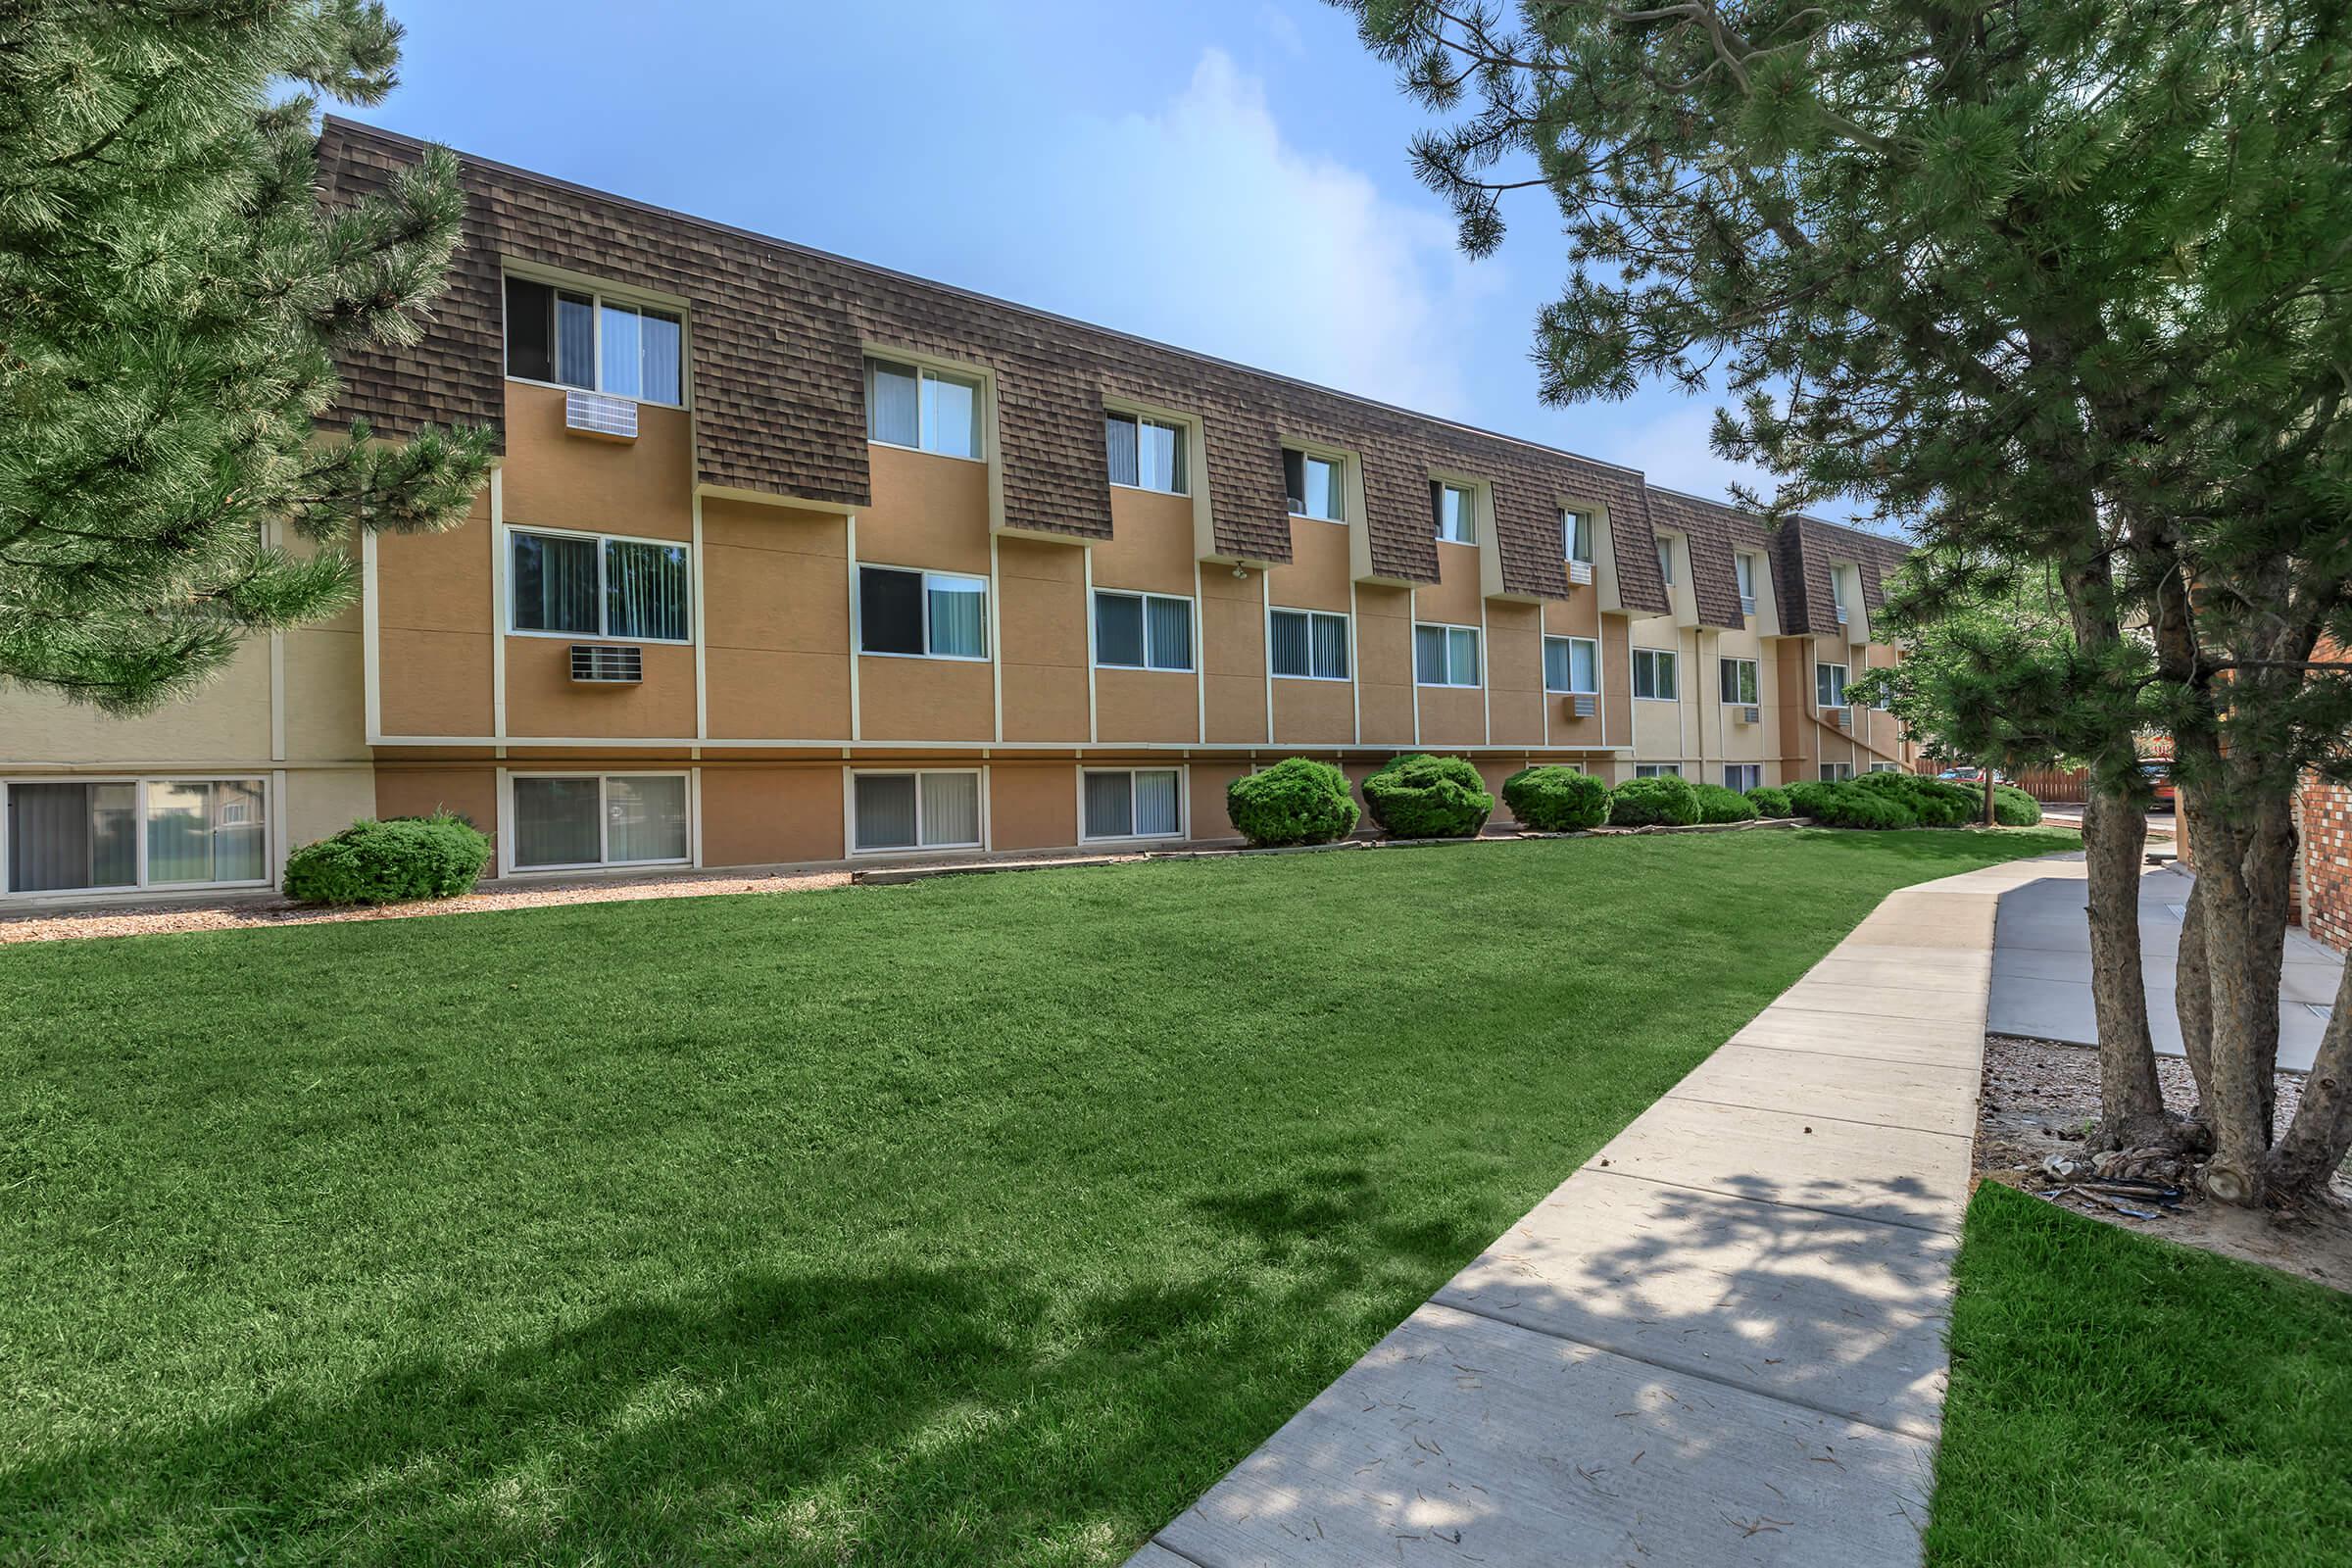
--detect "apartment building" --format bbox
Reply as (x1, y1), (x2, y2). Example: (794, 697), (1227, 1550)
(0, 121), (1916, 902)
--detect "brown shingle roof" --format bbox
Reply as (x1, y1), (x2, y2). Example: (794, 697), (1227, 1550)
(315, 118), (1710, 609)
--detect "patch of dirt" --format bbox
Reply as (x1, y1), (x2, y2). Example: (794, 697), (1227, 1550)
(1976, 1034), (2352, 1291)
(0, 868), (850, 946)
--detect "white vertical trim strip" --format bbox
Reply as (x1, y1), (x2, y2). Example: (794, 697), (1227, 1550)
(1085, 549), (1100, 745)
(495, 766), (513, 876)
(361, 528), (382, 744)
(845, 514), (861, 743)
(691, 490), (708, 744)
(1409, 588), (1422, 748)
(1260, 568), (1273, 745)
(488, 467), (508, 755)
(1348, 578), (1362, 747)
(270, 768), (288, 884)
(989, 534), (1004, 744)
(1193, 560), (1206, 746)
(689, 765), (705, 867)
(1479, 595), (1492, 746)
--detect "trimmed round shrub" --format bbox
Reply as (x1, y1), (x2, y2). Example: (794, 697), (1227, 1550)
(1607, 774), (1701, 827)
(1361, 754), (1494, 839)
(1785, 779), (1840, 819)
(1849, 768), (1978, 827)
(1993, 783), (2043, 826)
(1501, 765), (1611, 832)
(1690, 782), (1759, 823)
(1227, 757), (1361, 847)
(282, 812), (491, 906)
(1793, 782), (1920, 829)
(1745, 784), (1795, 818)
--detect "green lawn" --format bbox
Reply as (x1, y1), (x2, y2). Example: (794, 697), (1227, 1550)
(1929, 1182), (2352, 1568)
(3, 828), (2067, 1566)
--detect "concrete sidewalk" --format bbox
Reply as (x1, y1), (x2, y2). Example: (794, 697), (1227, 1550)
(1127, 857), (2058, 1568)
(1987, 858), (2339, 1071)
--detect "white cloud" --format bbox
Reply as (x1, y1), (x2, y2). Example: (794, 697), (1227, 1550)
(1020, 49), (1499, 416)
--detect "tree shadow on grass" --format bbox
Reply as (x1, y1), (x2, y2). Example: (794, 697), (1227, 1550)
(4, 1173), (1491, 1566)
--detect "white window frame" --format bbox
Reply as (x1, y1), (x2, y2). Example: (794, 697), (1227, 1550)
(847, 767), (987, 855)
(501, 270), (689, 409)
(1563, 509), (1593, 564)
(1655, 537), (1675, 585)
(1820, 762), (1857, 782)
(1632, 648), (1679, 702)
(1719, 656), (1761, 706)
(1435, 480), (1478, 545)
(503, 770), (693, 875)
(1092, 589), (1195, 672)
(863, 355), (989, 462)
(1816, 662), (1851, 709)
(1724, 763), (1763, 792)
(857, 564), (991, 662)
(1413, 622), (1482, 689)
(1285, 447), (1348, 522)
(1103, 409), (1191, 496)
(1268, 607), (1350, 682)
(1544, 634), (1599, 695)
(1635, 763), (1683, 779)
(1736, 553), (1757, 614)
(1869, 762), (1902, 773)
(507, 524), (693, 645)
(1, 775), (274, 897)
(1078, 765), (1190, 844)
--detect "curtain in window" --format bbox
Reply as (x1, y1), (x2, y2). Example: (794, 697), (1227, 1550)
(513, 532), (599, 634)
(1084, 770), (1132, 838)
(598, 304), (642, 400)
(1414, 625), (1447, 684)
(1566, 511), (1592, 562)
(855, 775), (919, 850)
(1656, 540), (1674, 583)
(919, 772), (981, 846)
(606, 540), (689, 641)
(1570, 639), (1596, 692)
(556, 293), (596, 388)
(1095, 593), (1145, 666)
(608, 775), (687, 862)
(866, 360), (919, 446)
(923, 373), (979, 459)
(858, 566), (924, 656)
(927, 579), (986, 658)
(513, 777), (602, 867)
(1134, 771), (1181, 837)
(1283, 450), (1306, 514)
(1311, 613), (1347, 678)
(1270, 610), (1310, 677)
(1146, 595), (1192, 670)
(640, 311), (682, 404)
(505, 277), (555, 381)
(1104, 415), (1140, 487)
(1817, 665), (1847, 706)
(1544, 638), (1571, 692)
(5, 782), (133, 892)
(1447, 628), (1479, 687)
(1140, 420), (1184, 492)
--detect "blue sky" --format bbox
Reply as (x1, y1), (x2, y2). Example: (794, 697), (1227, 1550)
(368, 0), (1774, 507)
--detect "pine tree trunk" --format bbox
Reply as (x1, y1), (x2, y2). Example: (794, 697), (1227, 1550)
(2176, 873), (2214, 1108)
(2082, 789), (2172, 1148)
(1983, 769), (1995, 828)
(2264, 956), (2352, 1196)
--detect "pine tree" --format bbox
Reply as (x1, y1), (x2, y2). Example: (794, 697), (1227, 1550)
(0, 0), (493, 712)
(1336, 0), (2352, 1197)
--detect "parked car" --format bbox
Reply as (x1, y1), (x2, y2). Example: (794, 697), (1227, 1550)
(2141, 759), (2176, 806)
(1936, 767), (2008, 785)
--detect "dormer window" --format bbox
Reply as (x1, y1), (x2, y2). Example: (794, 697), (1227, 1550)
(1735, 553), (1757, 615)
(1831, 570), (1850, 622)
(1656, 538), (1675, 585)
(1284, 450), (1344, 521)
(504, 275), (682, 406)
(866, 357), (984, 460)
(1563, 510), (1593, 564)
(1433, 481), (1477, 544)
(1105, 413), (1188, 494)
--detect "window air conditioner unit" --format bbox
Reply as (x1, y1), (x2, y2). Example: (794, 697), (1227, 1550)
(1569, 693), (1597, 718)
(564, 389), (638, 441)
(1569, 559), (1594, 587)
(1834, 604), (1850, 625)
(1835, 706), (1853, 731)
(1738, 706), (1761, 725)
(570, 644), (643, 683)
(1739, 595), (1757, 617)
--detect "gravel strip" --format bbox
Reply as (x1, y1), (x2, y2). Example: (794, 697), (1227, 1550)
(0, 869), (849, 946)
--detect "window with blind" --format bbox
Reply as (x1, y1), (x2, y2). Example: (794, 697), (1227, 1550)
(1635, 763), (1683, 779)
(1093, 591), (1193, 671)
(865, 357), (984, 459)
(1820, 762), (1856, 781)
(1719, 657), (1761, 705)
(1724, 763), (1763, 792)
(1433, 481), (1477, 544)
(853, 771), (983, 852)
(1544, 635), (1598, 694)
(1283, 450), (1344, 520)
(1632, 648), (1678, 701)
(1082, 769), (1184, 841)
(504, 275), (682, 405)
(1413, 624), (1480, 688)
(4, 777), (267, 893)
(1269, 609), (1348, 680)
(1104, 413), (1188, 493)
(1816, 662), (1850, 707)
(511, 774), (687, 869)
(859, 566), (988, 660)
(511, 529), (690, 643)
